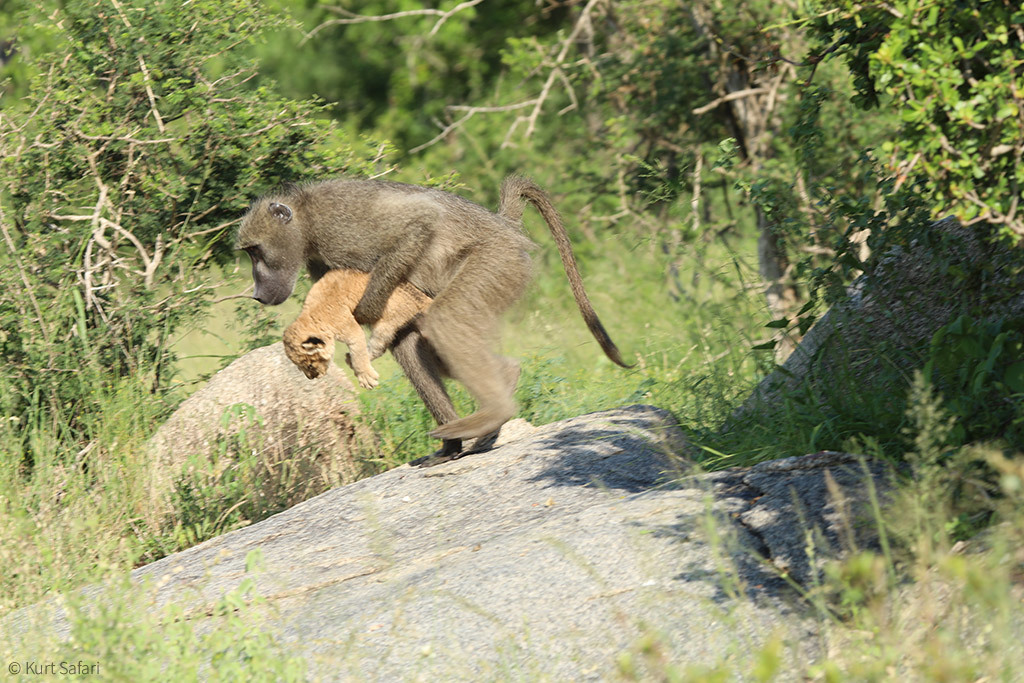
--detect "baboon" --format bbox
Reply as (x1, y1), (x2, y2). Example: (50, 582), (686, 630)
(237, 175), (630, 458)
(282, 268), (431, 388)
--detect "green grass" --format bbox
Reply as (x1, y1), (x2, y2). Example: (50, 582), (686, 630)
(2, 551), (306, 681)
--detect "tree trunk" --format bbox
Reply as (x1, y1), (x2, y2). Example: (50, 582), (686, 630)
(689, 4), (801, 360)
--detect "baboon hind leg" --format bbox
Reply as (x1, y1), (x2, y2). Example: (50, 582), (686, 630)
(424, 247), (531, 441)
(441, 356), (523, 457)
(426, 348), (517, 440)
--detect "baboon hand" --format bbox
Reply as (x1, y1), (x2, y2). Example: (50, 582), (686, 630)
(367, 335), (388, 360)
(353, 296), (385, 324)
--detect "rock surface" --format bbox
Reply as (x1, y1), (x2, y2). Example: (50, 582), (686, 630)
(737, 217), (1024, 424)
(717, 451), (894, 586)
(146, 343), (368, 519)
(18, 405), (894, 679)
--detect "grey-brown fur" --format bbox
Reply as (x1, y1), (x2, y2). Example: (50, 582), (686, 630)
(238, 175), (629, 456)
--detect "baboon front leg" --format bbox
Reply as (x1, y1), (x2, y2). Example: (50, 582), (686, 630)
(353, 218), (431, 322)
(390, 328), (463, 459)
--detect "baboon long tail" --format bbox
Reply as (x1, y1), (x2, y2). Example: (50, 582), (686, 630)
(499, 176), (633, 369)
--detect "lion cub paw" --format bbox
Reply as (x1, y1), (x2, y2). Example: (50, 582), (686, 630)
(345, 352), (380, 390)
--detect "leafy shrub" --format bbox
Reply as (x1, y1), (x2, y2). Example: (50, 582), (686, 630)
(925, 314), (1024, 448)
(0, 0), (383, 455)
(813, 1), (1024, 239)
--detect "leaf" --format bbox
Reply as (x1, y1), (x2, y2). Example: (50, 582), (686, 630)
(1004, 362), (1024, 394)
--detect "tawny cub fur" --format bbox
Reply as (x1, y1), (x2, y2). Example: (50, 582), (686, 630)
(283, 269), (432, 388)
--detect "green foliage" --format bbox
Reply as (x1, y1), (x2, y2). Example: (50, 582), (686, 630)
(356, 372), (464, 467)
(159, 404), (271, 555)
(0, 366), (175, 609)
(925, 314), (1024, 448)
(256, 0), (569, 151)
(706, 308), (1024, 468)
(0, 0), (381, 453)
(147, 401), (365, 562)
(813, 0), (1024, 238)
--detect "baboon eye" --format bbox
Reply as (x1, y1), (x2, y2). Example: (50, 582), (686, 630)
(244, 245), (263, 261)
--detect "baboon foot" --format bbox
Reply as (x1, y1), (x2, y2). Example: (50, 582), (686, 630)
(428, 402), (515, 440)
(464, 427), (502, 454)
(409, 438), (465, 467)
(415, 424), (502, 463)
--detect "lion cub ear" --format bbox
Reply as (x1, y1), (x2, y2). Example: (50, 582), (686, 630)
(300, 336), (326, 353)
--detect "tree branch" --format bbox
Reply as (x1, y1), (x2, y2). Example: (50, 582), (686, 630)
(303, 0), (486, 44)
(409, 100), (539, 154)
(692, 87), (768, 116)
(0, 199), (52, 346)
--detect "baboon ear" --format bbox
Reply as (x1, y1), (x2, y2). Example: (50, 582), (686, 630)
(268, 201), (293, 223)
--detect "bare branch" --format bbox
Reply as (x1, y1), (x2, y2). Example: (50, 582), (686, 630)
(136, 56), (166, 133)
(447, 101), (541, 114)
(214, 288), (255, 304)
(509, 0), (602, 145)
(691, 150), (703, 236)
(692, 87), (769, 115)
(409, 100), (539, 154)
(182, 219), (240, 240)
(409, 110), (477, 155)
(303, 0), (485, 44)
(0, 199), (52, 346)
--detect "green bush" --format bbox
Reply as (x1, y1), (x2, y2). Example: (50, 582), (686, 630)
(814, 1), (1024, 239)
(0, 0), (383, 454)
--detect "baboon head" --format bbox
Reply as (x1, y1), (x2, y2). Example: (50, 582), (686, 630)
(237, 199), (304, 305)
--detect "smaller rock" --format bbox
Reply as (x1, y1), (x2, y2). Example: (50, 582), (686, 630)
(146, 343), (369, 524)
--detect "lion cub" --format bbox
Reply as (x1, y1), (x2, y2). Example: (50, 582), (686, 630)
(283, 269), (432, 388)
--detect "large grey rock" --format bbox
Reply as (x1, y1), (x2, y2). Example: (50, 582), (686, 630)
(715, 451), (895, 587)
(738, 217), (1024, 424)
(9, 405), (899, 679)
(147, 343), (368, 521)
